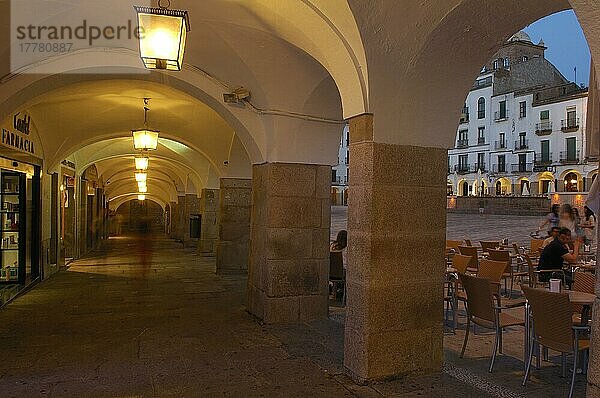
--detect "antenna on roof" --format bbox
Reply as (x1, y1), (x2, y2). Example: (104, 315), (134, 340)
(574, 66), (577, 85)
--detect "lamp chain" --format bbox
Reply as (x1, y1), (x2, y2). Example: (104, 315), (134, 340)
(143, 98), (150, 127)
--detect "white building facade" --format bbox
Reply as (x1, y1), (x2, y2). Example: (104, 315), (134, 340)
(448, 32), (595, 197)
(331, 125), (349, 205)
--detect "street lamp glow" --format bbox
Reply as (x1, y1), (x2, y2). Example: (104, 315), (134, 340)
(138, 194), (146, 201)
(135, 172), (147, 183)
(135, 156), (149, 170)
(132, 129), (159, 150)
(134, 5), (190, 71)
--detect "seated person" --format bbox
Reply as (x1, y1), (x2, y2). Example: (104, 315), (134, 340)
(540, 226), (560, 250)
(537, 227), (581, 287)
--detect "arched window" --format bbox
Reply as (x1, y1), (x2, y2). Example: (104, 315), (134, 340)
(477, 97), (486, 119)
(564, 172), (579, 192)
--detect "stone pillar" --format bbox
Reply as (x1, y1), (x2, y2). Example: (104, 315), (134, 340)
(588, 189), (600, 397)
(216, 178), (251, 274)
(530, 181), (539, 196)
(344, 114), (445, 382)
(247, 163), (330, 323)
(183, 194), (200, 247)
(198, 188), (220, 255)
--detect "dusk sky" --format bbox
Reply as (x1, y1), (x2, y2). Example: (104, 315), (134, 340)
(523, 10), (590, 86)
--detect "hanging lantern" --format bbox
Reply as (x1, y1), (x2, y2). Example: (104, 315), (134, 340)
(132, 98), (159, 150)
(138, 184), (148, 193)
(138, 194), (146, 201)
(135, 155), (149, 170)
(134, 2), (190, 71)
(135, 172), (148, 183)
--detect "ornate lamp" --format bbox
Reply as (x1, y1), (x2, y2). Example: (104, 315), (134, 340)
(135, 172), (148, 183)
(138, 184), (148, 193)
(132, 98), (159, 150)
(135, 155), (149, 170)
(134, 1), (190, 71)
(138, 195), (146, 201)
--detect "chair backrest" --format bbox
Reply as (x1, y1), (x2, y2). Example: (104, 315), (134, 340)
(512, 243), (522, 255)
(464, 239), (472, 246)
(530, 239), (545, 255)
(572, 272), (596, 314)
(573, 272), (595, 294)
(480, 241), (500, 252)
(329, 251), (344, 280)
(458, 246), (478, 270)
(459, 273), (496, 324)
(452, 254), (472, 274)
(446, 240), (463, 252)
(487, 249), (511, 273)
(477, 259), (506, 284)
(522, 286), (574, 353)
(523, 254), (537, 288)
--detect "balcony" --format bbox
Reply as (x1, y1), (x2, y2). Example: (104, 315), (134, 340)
(456, 139), (469, 148)
(474, 163), (486, 172)
(454, 164), (471, 174)
(514, 140), (529, 151)
(535, 121), (553, 135)
(477, 137), (486, 145)
(559, 150), (580, 164)
(491, 164), (508, 174)
(511, 163), (533, 173)
(460, 108), (469, 124)
(494, 141), (509, 150)
(534, 153), (553, 165)
(494, 109), (509, 122)
(561, 118), (579, 133)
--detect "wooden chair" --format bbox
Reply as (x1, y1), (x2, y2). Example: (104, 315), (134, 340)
(329, 251), (345, 304)
(458, 246), (479, 273)
(459, 273), (524, 372)
(522, 287), (590, 398)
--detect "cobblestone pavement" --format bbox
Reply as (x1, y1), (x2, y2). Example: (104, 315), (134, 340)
(331, 206), (543, 246)
(0, 230), (589, 397)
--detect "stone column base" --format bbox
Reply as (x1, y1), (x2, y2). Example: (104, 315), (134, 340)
(247, 163), (330, 323)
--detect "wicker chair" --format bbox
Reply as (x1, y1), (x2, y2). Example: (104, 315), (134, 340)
(480, 240), (500, 253)
(459, 273), (525, 372)
(522, 286), (590, 398)
(452, 254), (472, 274)
(464, 239), (473, 246)
(458, 246), (479, 273)
(572, 272), (596, 321)
(530, 238), (545, 257)
(444, 254), (473, 330)
(487, 249), (527, 297)
(446, 240), (463, 253)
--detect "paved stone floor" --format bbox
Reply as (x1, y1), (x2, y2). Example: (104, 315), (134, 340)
(0, 230), (589, 397)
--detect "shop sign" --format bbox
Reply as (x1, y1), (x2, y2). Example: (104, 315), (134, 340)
(1, 113), (35, 155)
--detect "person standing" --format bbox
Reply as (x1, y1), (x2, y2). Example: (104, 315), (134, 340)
(539, 204), (560, 235)
(330, 230), (348, 268)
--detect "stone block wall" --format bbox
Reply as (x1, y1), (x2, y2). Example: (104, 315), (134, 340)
(198, 188), (220, 255)
(247, 163), (330, 323)
(216, 178), (251, 274)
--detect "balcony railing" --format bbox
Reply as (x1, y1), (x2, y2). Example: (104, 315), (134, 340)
(534, 153), (553, 165)
(494, 141), (508, 150)
(477, 137), (486, 145)
(474, 163), (486, 172)
(491, 164), (508, 174)
(456, 139), (469, 148)
(535, 121), (553, 135)
(511, 163), (533, 173)
(561, 118), (579, 132)
(514, 140), (529, 151)
(454, 164), (471, 174)
(494, 109), (509, 121)
(559, 150), (580, 164)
